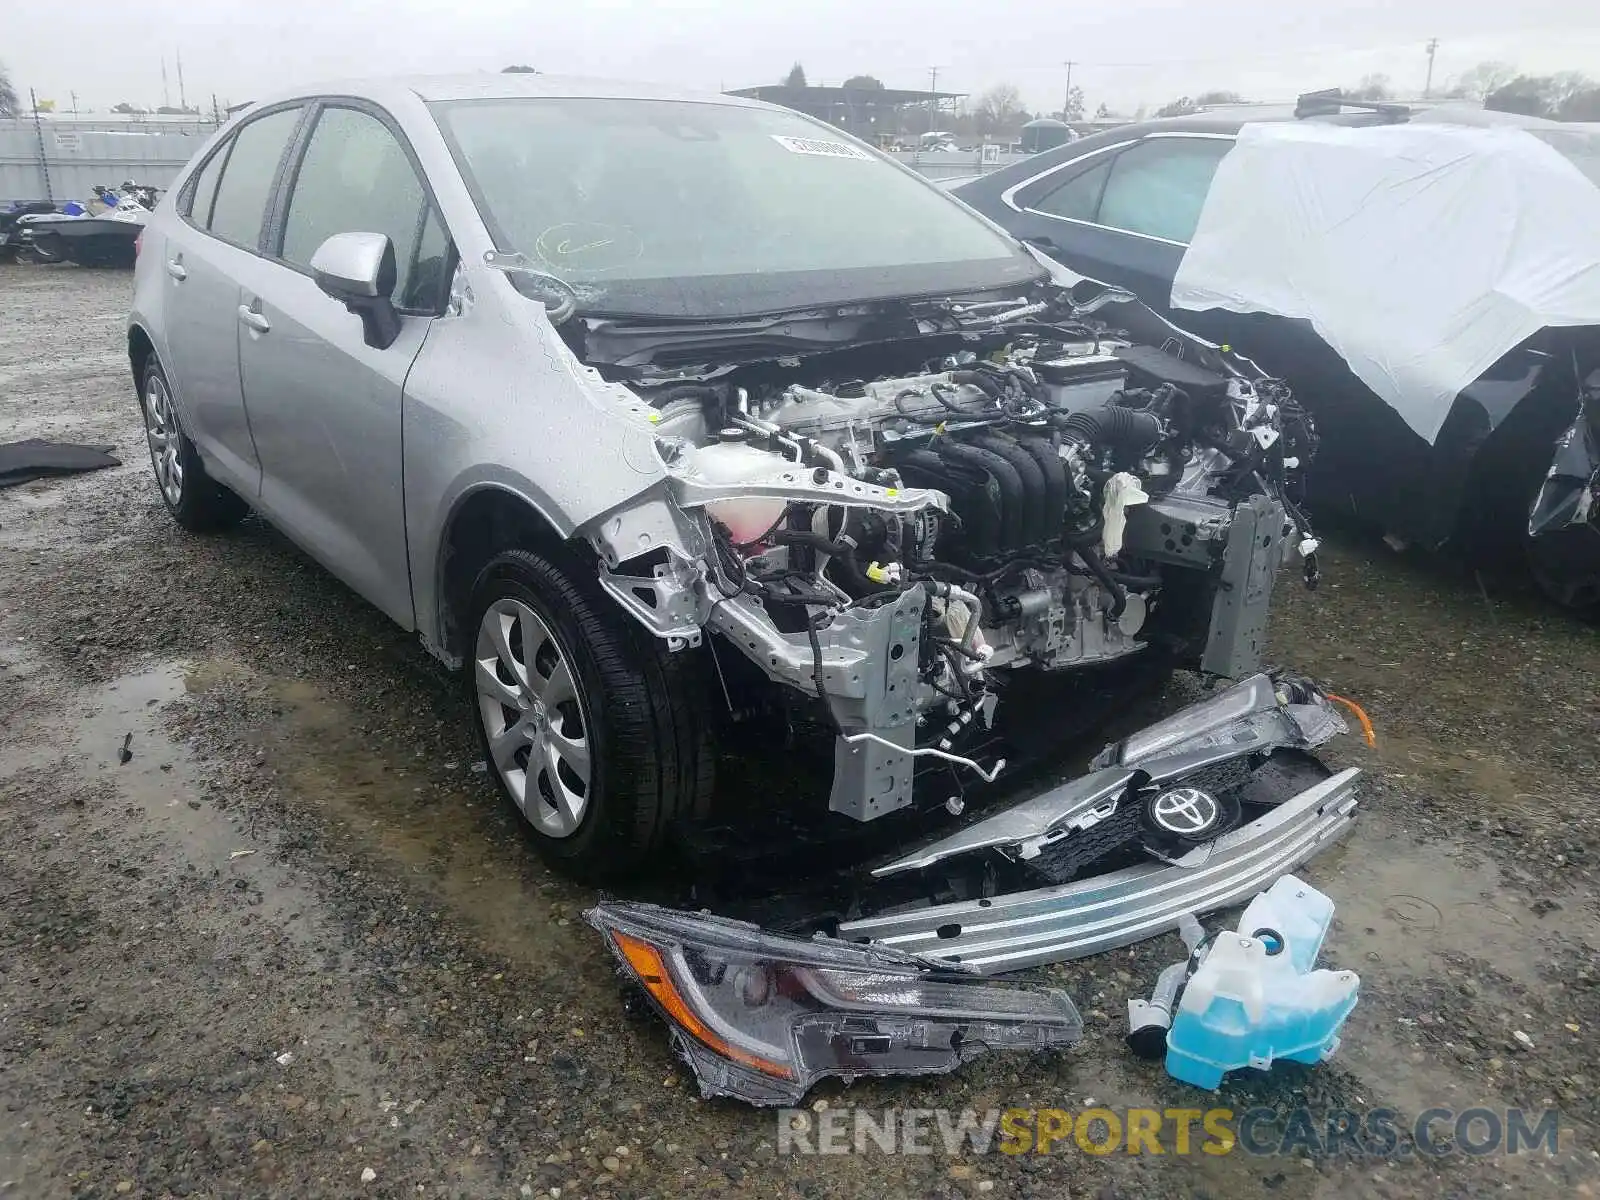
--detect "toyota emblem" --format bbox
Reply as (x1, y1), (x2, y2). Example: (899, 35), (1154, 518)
(1150, 786), (1221, 836)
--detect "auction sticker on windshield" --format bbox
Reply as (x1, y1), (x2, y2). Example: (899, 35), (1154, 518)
(770, 135), (875, 160)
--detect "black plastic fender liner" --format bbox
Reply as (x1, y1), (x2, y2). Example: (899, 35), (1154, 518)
(969, 432), (1049, 548)
(936, 441), (1027, 550)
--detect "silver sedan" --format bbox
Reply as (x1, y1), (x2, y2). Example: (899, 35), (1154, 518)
(129, 73), (1313, 879)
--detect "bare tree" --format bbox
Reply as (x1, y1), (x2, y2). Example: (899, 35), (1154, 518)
(1155, 96), (1197, 118)
(1484, 72), (1596, 118)
(841, 75), (884, 91)
(784, 62), (808, 89)
(1560, 85), (1600, 121)
(1547, 70), (1595, 109)
(1194, 90), (1245, 106)
(1347, 74), (1392, 101)
(1450, 60), (1517, 101)
(501, 65), (538, 74)
(976, 83), (1024, 134)
(0, 61), (19, 118)
(1062, 85), (1085, 122)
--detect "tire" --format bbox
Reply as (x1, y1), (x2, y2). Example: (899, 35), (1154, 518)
(464, 547), (714, 880)
(139, 357), (249, 533)
(1526, 528), (1600, 617)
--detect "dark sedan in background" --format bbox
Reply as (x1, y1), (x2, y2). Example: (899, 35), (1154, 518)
(954, 94), (1600, 613)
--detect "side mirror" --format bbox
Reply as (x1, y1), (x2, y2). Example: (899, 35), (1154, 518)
(311, 232), (402, 350)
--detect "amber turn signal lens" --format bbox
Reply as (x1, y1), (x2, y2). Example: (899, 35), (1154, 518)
(610, 930), (796, 1080)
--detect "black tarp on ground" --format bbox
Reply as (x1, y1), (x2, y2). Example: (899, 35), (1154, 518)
(0, 440), (121, 488)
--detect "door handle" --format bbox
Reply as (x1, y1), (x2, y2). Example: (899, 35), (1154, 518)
(238, 305), (271, 334)
(166, 258), (187, 281)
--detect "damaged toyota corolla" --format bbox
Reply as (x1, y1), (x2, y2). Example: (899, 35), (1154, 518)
(129, 75), (1350, 898)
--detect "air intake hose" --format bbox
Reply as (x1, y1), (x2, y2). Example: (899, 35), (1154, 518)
(1055, 404), (1164, 459)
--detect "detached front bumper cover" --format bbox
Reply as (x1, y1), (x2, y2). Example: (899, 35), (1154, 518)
(585, 902), (1082, 1107)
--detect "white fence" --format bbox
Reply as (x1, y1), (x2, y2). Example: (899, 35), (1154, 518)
(1, 119), (215, 204)
(888, 148), (1029, 182)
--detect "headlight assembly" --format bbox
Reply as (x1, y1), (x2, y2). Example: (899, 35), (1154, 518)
(586, 901), (1082, 1106)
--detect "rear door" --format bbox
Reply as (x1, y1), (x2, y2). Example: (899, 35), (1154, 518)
(999, 132), (1235, 308)
(231, 100), (453, 627)
(158, 104), (307, 493)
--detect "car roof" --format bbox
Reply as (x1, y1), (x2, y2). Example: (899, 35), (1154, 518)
(951, 102), (1445, 200)
(240, 72), (772, 114)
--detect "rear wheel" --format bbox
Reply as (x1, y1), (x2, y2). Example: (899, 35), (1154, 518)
(465, 548), (713, 880)
(139, 358), (249, 532)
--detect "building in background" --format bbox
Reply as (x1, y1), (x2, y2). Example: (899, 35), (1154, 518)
(725, 83), (966, 148)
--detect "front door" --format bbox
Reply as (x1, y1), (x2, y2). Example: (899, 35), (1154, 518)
(234, 102), (452, 628)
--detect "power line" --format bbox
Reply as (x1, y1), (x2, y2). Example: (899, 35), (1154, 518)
(1022, 36), (1467, 72)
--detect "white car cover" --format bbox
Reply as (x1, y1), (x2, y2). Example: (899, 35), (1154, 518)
(1170, 120), (1600, 443)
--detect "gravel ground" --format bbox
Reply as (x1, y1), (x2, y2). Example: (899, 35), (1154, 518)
(3, 262), (1600, 1200)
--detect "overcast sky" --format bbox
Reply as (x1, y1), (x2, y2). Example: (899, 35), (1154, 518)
(5, 0), (1599, 115)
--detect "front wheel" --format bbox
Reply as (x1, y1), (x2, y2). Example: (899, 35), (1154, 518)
(1526, 525), (1600, 617)
(464, 548), (713, 880)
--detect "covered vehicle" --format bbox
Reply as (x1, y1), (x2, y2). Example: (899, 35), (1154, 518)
(128, 73), (1330, 881)
(952, 93), (1600, 613)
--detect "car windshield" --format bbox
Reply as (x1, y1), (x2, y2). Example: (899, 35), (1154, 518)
(429, 96), (1041, 318)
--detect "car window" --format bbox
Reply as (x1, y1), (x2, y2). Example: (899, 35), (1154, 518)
(186, 143), (229, 229)
(281, 106), (435, 307)
(402, 206), (451, 311)
(1095, 137), (1233, 244)
(208, 107), (303, 249)
(430, 96), (1038, 319)
(1030, 158), (1112, 221)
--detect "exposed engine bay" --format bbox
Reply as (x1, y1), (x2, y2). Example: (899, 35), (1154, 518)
(574, 278), (1322, 824)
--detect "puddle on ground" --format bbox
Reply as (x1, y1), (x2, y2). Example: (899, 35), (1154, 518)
(0, 657), (331, 954)
(176, 663), (610, 986)
(1372, 730), (1555, 813)
(1317, 828), (1597, 983)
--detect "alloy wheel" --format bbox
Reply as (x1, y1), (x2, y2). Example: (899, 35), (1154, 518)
(474, 597), (593, 837)
(143, 373), (184, 507)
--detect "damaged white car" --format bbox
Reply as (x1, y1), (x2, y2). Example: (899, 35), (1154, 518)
(129, 74), (1344, 883)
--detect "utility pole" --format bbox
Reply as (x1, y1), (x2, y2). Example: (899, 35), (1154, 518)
(928, 66), (941, 132)
(1062, 61), (1076, 120)
(161, 57), (171, 108)
(177, 50), (187, 110)
(29, 88), (52, 202)
(1424, 38), (1439, 99)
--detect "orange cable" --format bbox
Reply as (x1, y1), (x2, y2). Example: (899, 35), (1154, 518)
(1325, 693), (1376, 748)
